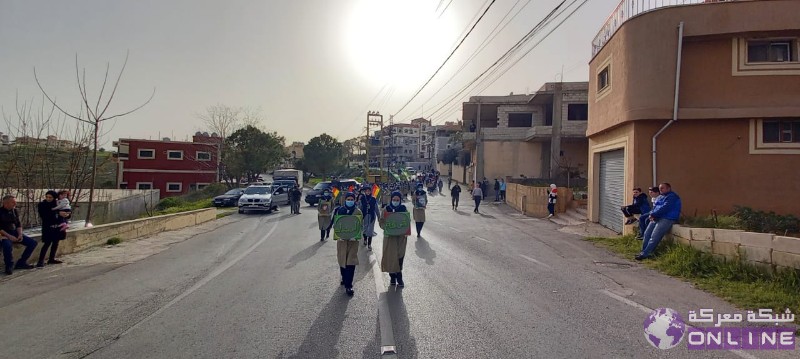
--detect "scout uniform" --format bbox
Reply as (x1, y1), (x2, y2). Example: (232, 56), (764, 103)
(379, 191), (409, 287)
(411, 184), (427, 237)
(333, 192), (362, 296)
(317, 191), (334, 241)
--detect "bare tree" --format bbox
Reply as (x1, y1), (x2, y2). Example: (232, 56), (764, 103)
(197, 105), (267, 188)
(35, 52), (155, 226)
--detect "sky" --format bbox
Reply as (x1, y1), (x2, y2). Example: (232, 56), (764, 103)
(0, 0), (620, 147)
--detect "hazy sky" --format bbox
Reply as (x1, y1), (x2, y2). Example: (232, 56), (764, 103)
(0, 0), (619, 147)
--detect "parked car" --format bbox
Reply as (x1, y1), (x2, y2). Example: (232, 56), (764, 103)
(304, 179), (360, 206)
(213, 188), (244, 207)
(238, 185), (289, 214)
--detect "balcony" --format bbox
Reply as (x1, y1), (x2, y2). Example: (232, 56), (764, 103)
(592, 0), (739, 57)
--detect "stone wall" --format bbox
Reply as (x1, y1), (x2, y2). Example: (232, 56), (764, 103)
(505, 183), (572, 217)
(9, 208), (217, 264)
(668, 225), (800, 270)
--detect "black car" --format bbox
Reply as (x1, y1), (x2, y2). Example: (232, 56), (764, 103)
(213, 188), (245, 207)
(304, 179), (360, 206)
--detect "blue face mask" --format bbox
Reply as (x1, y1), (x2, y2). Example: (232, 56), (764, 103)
(345, 200), (355, 207)
(391, 200), (400, 207)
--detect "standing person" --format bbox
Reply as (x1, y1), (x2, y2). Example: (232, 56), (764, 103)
(472, 184), (483, 214)
(37, 191), (65, 267)
(1, 195), (38, 275)
(450, 182), (461, 210)
(333, 192), (362, 296)
(637, 183), (682, 260)
(447, 176), (452, 190)
(547, 184), (558, 218)
(411, 184), (427, 237)
(290, 184), (302, 214)
(621, 188), (649, 225)
(437, 178), (444, 195)
(360, 185), (379, 250)
(317, 189), (334, 241)
(380, 191), (409, 287)
(493, 179), (500, 202)
(480, 178), (488, 200)
(499, 179), (507, 202)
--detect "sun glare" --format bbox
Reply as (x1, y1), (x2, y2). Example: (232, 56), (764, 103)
(344, 0), (457, 88)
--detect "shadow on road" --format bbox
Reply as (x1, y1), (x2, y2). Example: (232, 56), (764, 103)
(285, 241), (326, 269)
(388, 290), (419, 358)
(478, 213), (496, 219)
(414, 237), (436, 265)
(286, 292), (351, 359)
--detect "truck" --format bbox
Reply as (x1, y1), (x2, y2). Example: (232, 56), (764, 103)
(272, 169), (303, 187)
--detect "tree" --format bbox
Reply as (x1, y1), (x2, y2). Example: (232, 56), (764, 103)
(198, 105), (266, 187)
(225, 126), (286, 183)
(35, 53), (154, 226)
(304, 134), (344, 181)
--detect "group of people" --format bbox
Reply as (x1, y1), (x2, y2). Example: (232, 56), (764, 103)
(619, 183), (682, 260)
(1, 190), (72, 275)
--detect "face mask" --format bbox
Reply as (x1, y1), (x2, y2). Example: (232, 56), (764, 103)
(324, 192), (330, 196)
(391, 200), (400, 207)
(345, 200), (355, 207)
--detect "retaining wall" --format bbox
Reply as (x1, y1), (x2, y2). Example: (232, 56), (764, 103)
(505, 183), (573, 217)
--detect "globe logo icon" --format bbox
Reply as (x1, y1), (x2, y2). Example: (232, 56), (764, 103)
(643, 308), (686, 349)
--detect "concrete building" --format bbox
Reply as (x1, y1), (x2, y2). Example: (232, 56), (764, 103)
(587, 0), (800, 233)
(114, 133), (221, 197)
(462, 82), (589, 186)
(425, 122), (461, 166)
(383, 123), (421, 167)
(284, 141), (304, 168)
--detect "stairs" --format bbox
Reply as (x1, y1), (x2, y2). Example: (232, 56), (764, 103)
(549, 205), (588, 226)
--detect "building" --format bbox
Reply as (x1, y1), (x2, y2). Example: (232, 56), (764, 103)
(284, 141), (304, 168)
(383, 123), (421, 167)
(461, 82), (589, 185)
(114, 133), (221, 197)
(587, 0), (800, 233)
(424, 121), (461, 165)
(13, 135), (76, 149)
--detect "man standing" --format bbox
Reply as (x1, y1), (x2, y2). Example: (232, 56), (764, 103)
(480, 178), (488, 200)
(493, 179), (500, 202)
(437, 178), (444, 195)
(1, 195), (38, 275)
(450, 182), (461, 210)
(289, 184), (302, 215)
(499, 179), (507, 202)
(636, 183), (682, 260)
(472, 184), (483, 214)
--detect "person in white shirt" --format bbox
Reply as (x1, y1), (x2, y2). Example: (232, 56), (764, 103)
(53, 190), (71, 212)
(472, 184), (483, 214)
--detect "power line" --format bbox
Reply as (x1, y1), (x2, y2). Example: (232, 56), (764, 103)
(393, 0), (498, 119)
(438, 0), (454, 18)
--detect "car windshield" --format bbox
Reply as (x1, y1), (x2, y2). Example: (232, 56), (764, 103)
(244, 186), (270, 195)
(313, 183), (331, 190)
(224, 189), (242, 195)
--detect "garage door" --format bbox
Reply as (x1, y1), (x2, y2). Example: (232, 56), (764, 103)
(599, 150), (624, 233)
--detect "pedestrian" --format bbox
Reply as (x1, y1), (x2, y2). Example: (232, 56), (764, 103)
(494, 179), (500, 202)
(290, 184), (302, 214)
(447, 176), (452, 190)
(620, 187), (649, 225)
(547, 184), (558, 218)
(380, 191), (409, 287)
(480, 178), (488, 200)
(317, 189), (334, 241)
(333, 192), (362, 296)
(37, 190), (66, 267)
(450, 182), (461, 210)
(499, 179), (507, 202)
(472, 184), (483, 214)
(411, 184), (427, 237)
(360, 185), (379, 250)
(1, 195), (38, 275)
(437, 178), (444, 195)
(636, 183), (682, 260)
(636, 187), (661, 240)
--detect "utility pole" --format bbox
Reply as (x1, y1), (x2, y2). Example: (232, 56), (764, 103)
(475, 98), (483, 183)
(366, 111), (384, 183)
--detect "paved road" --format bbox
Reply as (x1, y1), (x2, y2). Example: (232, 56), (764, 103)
(0, 190), (796, 358)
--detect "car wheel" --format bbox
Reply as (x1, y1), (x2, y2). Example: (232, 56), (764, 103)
(238, 208), (244, 214)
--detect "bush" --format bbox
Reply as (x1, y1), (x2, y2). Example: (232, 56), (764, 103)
(155, 197), (185, 211)
(681, 215), (740, 230)
(733, 206), (800, 235)
(106, 237), (122, 245)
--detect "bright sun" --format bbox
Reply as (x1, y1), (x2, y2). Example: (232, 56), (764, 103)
(344, 0), (457, 88)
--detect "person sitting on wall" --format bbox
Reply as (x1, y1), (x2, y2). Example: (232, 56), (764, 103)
(621, 187), (650, 225)
(636, 183), (682, 261)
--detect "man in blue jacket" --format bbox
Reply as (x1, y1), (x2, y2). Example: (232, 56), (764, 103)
(636, 183), (681, 260)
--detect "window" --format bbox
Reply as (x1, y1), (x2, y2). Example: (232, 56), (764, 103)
(567, 104), (589, 121)
(166, 182), (182, 192)
(597, 66), (610, 92)
(763, 119), (800, 143)
(196, 183), (209, 190)
(508, 113), (533, 127)
(747, 40), (796, 63)
(196, 151), (211, 161)
(138, 149), (155, 159)
(137, 182), (153, 190)
(167, 150), (183, 160)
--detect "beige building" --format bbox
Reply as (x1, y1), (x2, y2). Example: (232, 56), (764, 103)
(588, 0), (800, 233)
(462, 82), (589, 188)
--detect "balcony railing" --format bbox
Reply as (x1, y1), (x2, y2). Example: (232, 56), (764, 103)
(592, 0), (735, 57)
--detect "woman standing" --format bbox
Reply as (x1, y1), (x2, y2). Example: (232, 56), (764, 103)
(37, 190), (64, 267)
(380, 191), (408, 287)
(333, 192), (362, 296)
(472, 183), (483, 214)
(359, 185), (379, 250)
(547, 184), (558, 218)
(411, 184), (427, 237)
(317, 189), (334, 241)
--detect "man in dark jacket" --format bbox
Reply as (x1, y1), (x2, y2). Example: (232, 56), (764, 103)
(1, 195), (38, 274)
(290, 184), (302, 214)
(621, 188), (650, 225)
(637, 183), (682, 260)
(450, 183), (461, 210)
(493, 179), (500, 202)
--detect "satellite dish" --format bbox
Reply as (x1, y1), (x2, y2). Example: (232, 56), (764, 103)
(202, 132), (209, 136)
(211, 132), (219, 137)
(195, 131), (202, 136)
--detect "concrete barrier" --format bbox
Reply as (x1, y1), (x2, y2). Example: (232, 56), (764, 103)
(668, 225), (800, 271)
(7, 208), (217, 264)
(506, 183), (573, 217)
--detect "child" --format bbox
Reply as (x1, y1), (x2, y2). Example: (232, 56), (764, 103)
(53, 190), (71, 231)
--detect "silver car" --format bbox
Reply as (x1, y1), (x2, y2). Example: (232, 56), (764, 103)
(238, 185), (289, 214)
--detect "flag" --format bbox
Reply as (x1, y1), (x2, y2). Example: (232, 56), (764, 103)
(372, 183), (380, 198)
(332, 187), (340, 199)
(348, 185), (354, 193)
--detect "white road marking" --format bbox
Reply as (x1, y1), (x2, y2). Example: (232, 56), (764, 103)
(120, 222), (280, 338)
(368, 233), (399, 358)
(473, 236), (492, 243)
(600, 290), (760, 359)
(519, 255), (552, 269)
(448, 226), (463, 233)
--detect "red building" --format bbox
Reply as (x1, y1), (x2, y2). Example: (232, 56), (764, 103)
(114, 133), (222, 197)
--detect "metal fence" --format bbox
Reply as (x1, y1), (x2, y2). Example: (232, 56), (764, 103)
(591, 0), (734, 56)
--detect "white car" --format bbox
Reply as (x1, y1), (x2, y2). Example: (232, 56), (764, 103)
(238, 185), (289, 214)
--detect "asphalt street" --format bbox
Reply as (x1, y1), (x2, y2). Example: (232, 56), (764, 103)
(0, 189), (797, 359)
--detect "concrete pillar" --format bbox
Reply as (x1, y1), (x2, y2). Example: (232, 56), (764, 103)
(549, 83), (563, 179)
(476, 100), (484, 183)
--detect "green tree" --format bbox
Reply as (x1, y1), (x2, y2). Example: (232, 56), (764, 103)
(304, 134), (344, 181)
(225, 126), (286, 184)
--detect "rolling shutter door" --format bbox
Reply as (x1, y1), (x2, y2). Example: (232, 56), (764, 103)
(599, 150), (624, 233)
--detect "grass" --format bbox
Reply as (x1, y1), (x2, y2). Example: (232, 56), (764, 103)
(106, 237), (122, 245)
(681, 215), (740, 230)
(586, 235), (800, 331)
(216, 211), (235, 219)
(308, 178), (323, 187)
(149, 199), (213, 216)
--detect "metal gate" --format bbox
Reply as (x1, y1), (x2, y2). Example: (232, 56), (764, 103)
(599, 150), (624, 233)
